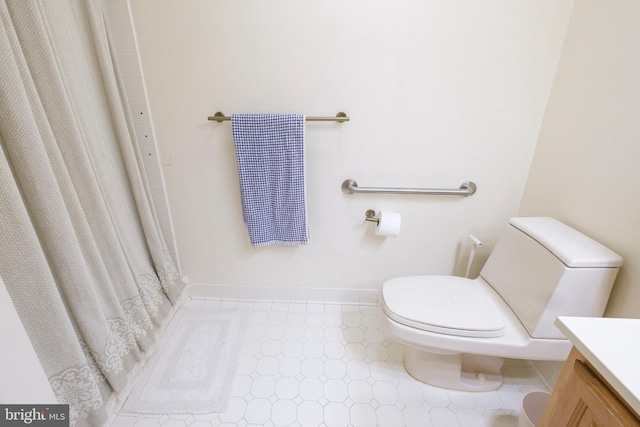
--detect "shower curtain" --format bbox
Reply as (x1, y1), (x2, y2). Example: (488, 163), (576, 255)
(0, 1), (186, 426)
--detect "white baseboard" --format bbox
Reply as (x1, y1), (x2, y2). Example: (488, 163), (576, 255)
(188, 283), (379, 306)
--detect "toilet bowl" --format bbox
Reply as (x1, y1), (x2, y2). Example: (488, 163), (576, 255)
(380, 217), (622, 391)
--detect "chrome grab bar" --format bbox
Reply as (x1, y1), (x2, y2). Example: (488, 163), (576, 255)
(341, 179), (477, 197)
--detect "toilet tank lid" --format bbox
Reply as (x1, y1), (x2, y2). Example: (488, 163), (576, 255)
(509, 217), (623, 268)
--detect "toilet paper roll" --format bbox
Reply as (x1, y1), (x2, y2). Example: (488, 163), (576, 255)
(375, 210), (402, 237)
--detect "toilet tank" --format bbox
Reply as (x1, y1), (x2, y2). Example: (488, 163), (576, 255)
(479, 217), (622, 339)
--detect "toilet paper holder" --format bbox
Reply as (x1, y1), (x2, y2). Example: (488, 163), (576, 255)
(365, 209), (402, 237)
(365, 209), (379, 224)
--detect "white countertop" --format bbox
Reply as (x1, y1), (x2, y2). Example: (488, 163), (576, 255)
(555, 316), (640, 416)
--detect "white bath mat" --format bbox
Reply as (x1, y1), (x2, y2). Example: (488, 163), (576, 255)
(122, 307), (248, 414)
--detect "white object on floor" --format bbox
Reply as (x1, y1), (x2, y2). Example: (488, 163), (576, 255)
(122, 307), (248, 414)
(518, 391), (551, 427)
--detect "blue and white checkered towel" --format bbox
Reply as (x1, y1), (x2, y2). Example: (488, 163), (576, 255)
(232, 114), (308, 247)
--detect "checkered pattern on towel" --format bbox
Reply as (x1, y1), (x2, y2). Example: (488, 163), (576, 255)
(232, 114), (308, 247)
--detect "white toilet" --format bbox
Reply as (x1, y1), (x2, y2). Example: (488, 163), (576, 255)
(380, 217), (622, 391)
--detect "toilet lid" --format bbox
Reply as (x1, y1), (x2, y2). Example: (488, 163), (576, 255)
(381, 276), (506, 338)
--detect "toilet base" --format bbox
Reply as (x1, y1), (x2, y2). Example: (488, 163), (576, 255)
(404, 347), (504, 392)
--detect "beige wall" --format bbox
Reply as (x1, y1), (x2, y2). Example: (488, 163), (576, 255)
(105, 0), (181, 267)
(130, 1), (574, 290)
(519, 0), (640, 318)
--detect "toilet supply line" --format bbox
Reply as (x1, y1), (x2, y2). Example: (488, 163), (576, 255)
(465, 234), (483, 278)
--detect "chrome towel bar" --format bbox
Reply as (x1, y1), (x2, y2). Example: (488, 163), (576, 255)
(342, 179), (477, 197)
(208, 112), (349, 123)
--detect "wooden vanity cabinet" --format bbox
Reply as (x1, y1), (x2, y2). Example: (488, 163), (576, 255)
(538, 347), (640, 427)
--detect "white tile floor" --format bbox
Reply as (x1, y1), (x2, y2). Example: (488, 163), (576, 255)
(111, 299), (550, 427)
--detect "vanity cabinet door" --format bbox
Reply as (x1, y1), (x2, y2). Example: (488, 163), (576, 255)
(538, 353), (640, 427)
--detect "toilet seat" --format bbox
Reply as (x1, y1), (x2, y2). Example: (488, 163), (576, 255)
(381, 276), (506, 338)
